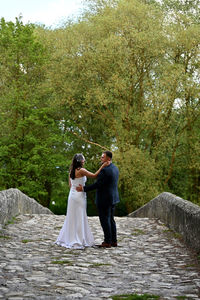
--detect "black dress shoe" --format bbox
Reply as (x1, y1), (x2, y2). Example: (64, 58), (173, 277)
(111, 242), (117, 247)
(98, 242), (111, 248)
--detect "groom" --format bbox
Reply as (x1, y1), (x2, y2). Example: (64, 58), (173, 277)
(76, 151), (120, 248)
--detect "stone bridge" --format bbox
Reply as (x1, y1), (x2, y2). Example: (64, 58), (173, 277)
(0, 189), (200, 300)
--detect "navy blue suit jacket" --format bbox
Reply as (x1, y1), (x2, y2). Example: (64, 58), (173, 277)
(84, 163), (120, 206)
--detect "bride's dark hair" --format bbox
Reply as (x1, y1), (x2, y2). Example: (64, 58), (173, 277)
(70, 153), (85, 179)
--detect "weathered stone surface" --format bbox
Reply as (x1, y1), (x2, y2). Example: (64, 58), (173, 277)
(129, 192), (200, 253)
(0, 188), (52, 225)
(0, 214), (199, 299)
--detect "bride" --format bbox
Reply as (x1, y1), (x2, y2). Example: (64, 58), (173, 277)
(55, 153), (108, 249)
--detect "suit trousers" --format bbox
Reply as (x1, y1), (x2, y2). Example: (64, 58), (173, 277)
(97, 203), (117, 244)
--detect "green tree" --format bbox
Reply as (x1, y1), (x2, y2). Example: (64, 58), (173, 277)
(43, 0), (165, 212)
(159, 0), (200, 203)
(44, 0), (199, 211)
(0, 17), (70, 208)
(1, 0), (199, 215)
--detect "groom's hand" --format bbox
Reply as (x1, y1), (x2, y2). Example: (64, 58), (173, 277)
(76, 184), (83, 192)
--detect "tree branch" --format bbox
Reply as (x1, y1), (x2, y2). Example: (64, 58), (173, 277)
(68, 129), (110, 151)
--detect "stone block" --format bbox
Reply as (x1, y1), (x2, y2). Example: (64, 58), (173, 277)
(0, 188), (53, 225)
(129, 192), (200, 253)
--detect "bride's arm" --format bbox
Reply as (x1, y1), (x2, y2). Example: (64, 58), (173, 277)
(68, 174), (72, 188)
(79, 162), (109, 178)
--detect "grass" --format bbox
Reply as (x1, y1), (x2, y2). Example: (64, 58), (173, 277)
(175, 297), (194, 300)
(22, 238), (50, 243)
(131, 229), (146, 236)
(65, 250), (80, 255)
(50, 260), (112, 268)
(21, 239), (34, 243)
(6, 216), (17, 225)
(89, 263), (112, 268)
(184, 264), (197, 268)
(5, 214), (22, 226)
(110, 293), (160, 299)
(0, 235), (11, 239)
(163, 229), (182, 239)
(173, 232), (182, 239)
(51, 260), (74, 265)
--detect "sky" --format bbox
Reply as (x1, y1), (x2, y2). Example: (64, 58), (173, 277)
(0, 0), (85, 27)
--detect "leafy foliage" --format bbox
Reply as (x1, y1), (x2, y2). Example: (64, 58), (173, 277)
(0, 0), (199, 214)
(45, 0), (199, 211)
(0, 17), (70, 208)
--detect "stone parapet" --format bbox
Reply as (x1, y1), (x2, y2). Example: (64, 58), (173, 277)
(129, 192), (200, 253)
(0, 188), (53, 226)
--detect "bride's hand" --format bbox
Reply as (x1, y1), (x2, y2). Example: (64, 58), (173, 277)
(102, 161), (110, 168)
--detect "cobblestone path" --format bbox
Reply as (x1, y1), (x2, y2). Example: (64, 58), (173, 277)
(0, 214), (199, 300)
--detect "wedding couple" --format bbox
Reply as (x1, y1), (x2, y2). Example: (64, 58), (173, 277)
(55, 151), (120, 249)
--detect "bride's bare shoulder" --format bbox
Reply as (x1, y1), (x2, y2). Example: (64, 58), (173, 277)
(75, 168), (86, 178)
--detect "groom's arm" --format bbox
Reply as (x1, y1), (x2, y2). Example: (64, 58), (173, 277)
(84, 169), (106, 192)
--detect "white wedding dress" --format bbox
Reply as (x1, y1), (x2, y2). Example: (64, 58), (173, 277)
(55, 176), (95, 249)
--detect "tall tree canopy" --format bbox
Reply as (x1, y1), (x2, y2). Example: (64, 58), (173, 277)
(44, 0), (200, 210)
(0, 17), (70, 209)
(0, 0), (199, 214)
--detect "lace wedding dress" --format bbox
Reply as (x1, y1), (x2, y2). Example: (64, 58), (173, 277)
(55, 176), (95, 249)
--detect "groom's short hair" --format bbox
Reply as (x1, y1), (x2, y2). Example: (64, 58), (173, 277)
(103, 151), (112, 159)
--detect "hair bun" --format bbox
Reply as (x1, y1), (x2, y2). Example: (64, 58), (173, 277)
(75, 153), (85, 162)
